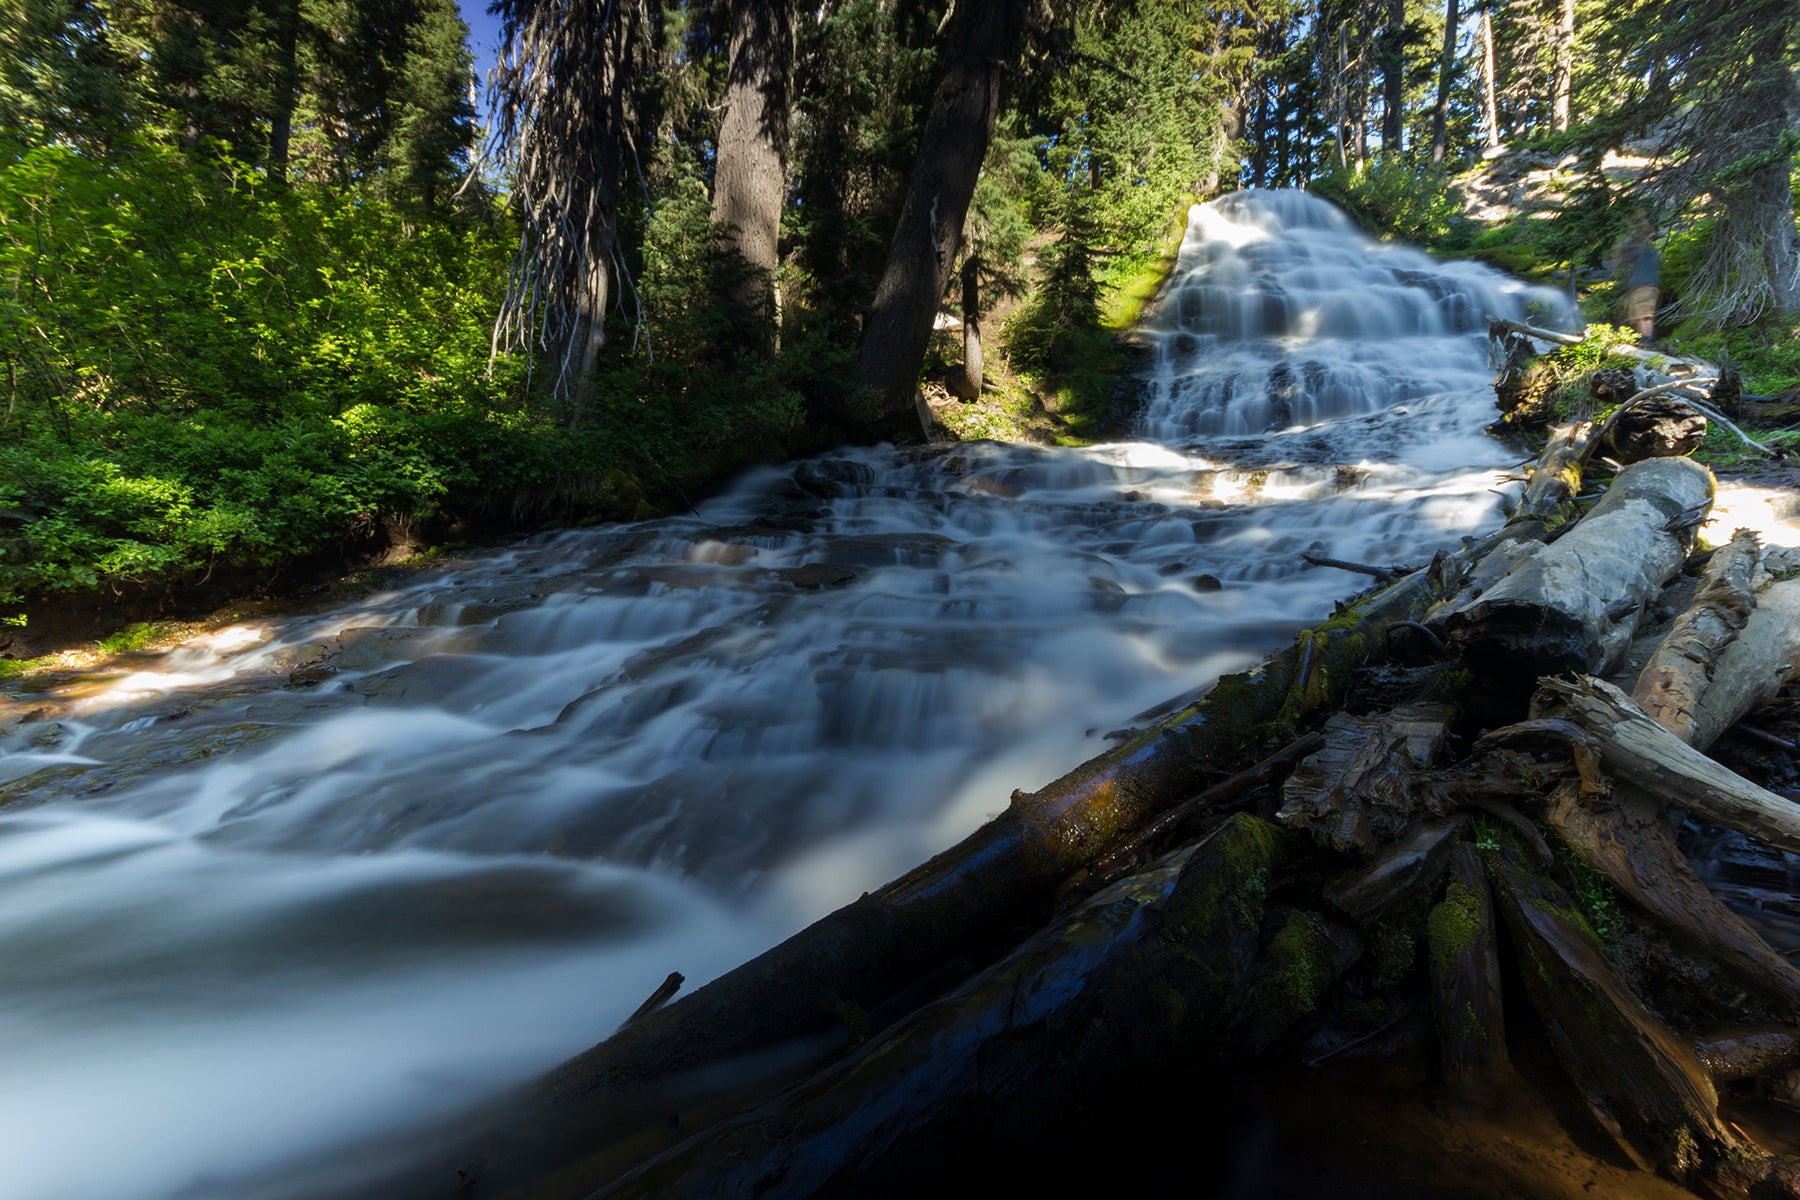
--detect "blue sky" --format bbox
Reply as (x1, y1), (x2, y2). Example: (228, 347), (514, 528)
(456, 0), (506, 76)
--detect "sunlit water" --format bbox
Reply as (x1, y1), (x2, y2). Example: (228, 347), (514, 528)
(0, 190), (1572, 1199)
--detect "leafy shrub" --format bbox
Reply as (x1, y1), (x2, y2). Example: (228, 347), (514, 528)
(1310, 154), (1461, 247)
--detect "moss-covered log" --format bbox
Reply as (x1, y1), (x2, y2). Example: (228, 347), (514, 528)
(595, 816), (1333, 1199)
(1486, 845), (1789, 1195)
(1427, 846), (1507, 1089)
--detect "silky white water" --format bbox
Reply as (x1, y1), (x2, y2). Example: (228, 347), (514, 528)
(0, 190), (1570, 1199)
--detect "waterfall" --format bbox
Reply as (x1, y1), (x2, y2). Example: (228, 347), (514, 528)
(0, 190), (1570, 1200)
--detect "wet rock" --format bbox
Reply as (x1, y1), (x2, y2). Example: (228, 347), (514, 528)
(793, 459), (876, 499)
(286, 662), (338, 688)
(30, 722), (65, 748)
(778, 564), (863, 590)
(1193, 574), (1224, 592)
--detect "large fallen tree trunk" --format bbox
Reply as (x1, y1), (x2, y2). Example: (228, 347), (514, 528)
(1631, 529), (1760, 741)
(596, 815), (1350, 1199)
(1486, 843), (1797, 1196)
(1435, 456), (1714, 679)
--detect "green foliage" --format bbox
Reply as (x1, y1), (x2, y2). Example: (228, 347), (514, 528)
(1311, 154), (1460, 246)
(1558, 844), (1624, 941)
(0, 138), (558, 604)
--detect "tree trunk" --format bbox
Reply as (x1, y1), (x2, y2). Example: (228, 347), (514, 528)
(854, 0), (1027, 440)
(1428, 846), (1508, 1090)
(596, 816), (1319, 1199)
(1550, 0), (1574, 133)
(1479, 10), (1500, 148)
(1435, 456), (1713, 680)
(951, 253), (982, 400)
(1382, 0), (1406, 151)
(710, 0), (794, 337)
(1430, 0), (1459, 164)
(267, 0), (301, 183)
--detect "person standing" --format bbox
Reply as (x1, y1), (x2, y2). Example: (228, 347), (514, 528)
(1618, 212), (1661, 344)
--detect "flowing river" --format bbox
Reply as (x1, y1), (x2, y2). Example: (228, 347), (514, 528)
(1, 190), (1575, 1199)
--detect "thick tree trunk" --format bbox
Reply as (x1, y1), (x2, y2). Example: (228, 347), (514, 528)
(1382, 0), (1406, 150)
(710, 0), (793, 335)
(1550, 0), (1574, 132)
(267, 0), (300, 183)
(1430, 0), (1459, 164)
(1435, 456), (1713, 679)
(1685, 575), (1800, 750)
(1479, 11), (1500, 148)
(854, 0), (1027, 440)
(950, 253), (982, 400)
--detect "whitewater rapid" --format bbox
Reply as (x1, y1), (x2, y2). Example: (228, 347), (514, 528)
(0, 189), (1571, 1199)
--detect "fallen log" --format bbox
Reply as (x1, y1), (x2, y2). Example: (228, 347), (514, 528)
(1539, 676), (1800, 859)
(594, 816), (1340, 1199)
(1436, 456), (1714, 680)
(1485, 843), (1790, 1195)
(1427, 846), (1507, 1090)
(1692, 1026), (1800, 1084)
(1686, 576), (1800, 752)
(1632, 529), (1760, 743)
(1277, 703), (1455, 854)
(1486, 316), (1718, 378)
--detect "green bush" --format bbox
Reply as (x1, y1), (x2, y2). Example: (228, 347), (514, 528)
(1310, 154), (1461, 247)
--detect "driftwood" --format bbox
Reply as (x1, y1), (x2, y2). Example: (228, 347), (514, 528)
(1436, 456), (1714, 679)
(1427, 846), (1507, 1089)
(1686, 576), (1800, 752)
(594, 816), (1339, 1198)
(1632, 529), (1760, 742)
(1277, 703), (1454, 854)
(1540, 677), (1800, 859)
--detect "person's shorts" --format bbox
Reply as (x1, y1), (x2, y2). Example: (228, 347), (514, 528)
(1624, 284), (1659, 323)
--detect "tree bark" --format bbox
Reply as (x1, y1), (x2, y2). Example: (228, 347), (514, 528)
(1430, 0), (1459, 164)
(1685, 575), (1800, 751)
(1631, 529), (1759, 742)
(1479, 10), (1500, 148)
(1550, 0), (1574, 132)
(1436, 456), (1713, 680)
(710, 0), (793, 336)
(950, 253), (982, 400)
(854, 0), (1027, 439)
(1382, 0), (1406, 151)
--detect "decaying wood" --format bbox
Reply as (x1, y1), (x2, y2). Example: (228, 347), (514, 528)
(1540, 676), (1800, 858)
(1691, 1026), (1800, 1083)
(625, 973), (686, 1025)
(1428, 846), (1507, 1088)
(1686, 576), (1800, 752)
(1632, 529), (1760, 743)
(1322, 817), (1465, 923)
(1544, 781), (1800, 1013)
(1435, 456), (1714, 679)
(594, 816), (1339, 1199)
(1277, 703), (1455, 854)
(1486, 845), (1789, 1195)
(1597, 395), (1710, 464)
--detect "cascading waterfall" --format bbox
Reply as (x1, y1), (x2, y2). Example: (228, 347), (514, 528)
(0, 189), (1570, 1200)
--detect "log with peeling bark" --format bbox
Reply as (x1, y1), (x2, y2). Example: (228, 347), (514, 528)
(1598, 395), (1710, 464)
(1632, 529), (1760, 742)
(1435, 456), (1714, 679)
(1540, 676), (1800, 859)
(1686, 575), (1800, 752)
(594, 816), (1348, 1199)
(1428, 845), (1507, 1090)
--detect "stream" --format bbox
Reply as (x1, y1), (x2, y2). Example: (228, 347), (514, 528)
(1, 189), (1582, 1199)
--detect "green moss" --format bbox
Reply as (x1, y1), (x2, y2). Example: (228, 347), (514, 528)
(95, 622), (171, 655)
(1427, 881), (1485, 977)
(1257, 910), (1335, 1027)
(1369, 925), (1418, 990)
